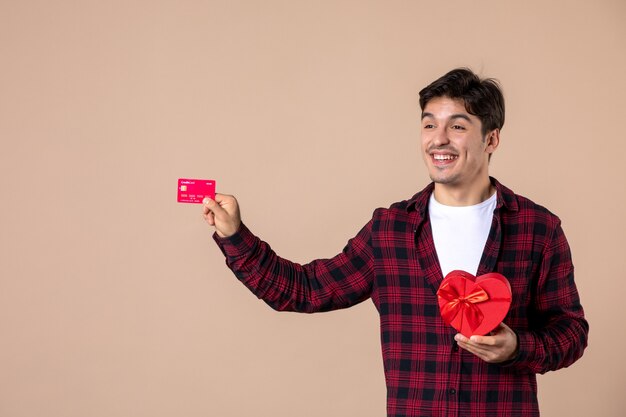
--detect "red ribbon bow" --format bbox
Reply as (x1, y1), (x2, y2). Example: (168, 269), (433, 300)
(437, 282), (490, 331)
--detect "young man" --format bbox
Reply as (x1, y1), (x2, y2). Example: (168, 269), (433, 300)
(202, 68), (589, 417)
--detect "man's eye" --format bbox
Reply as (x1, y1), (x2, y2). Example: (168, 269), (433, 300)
(451, 125), (466, 130)
(423, 124), (435, 129)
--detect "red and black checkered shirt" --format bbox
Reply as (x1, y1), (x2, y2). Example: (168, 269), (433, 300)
(214, 178), (588, 417)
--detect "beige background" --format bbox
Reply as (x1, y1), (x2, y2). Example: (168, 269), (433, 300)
(1, 1), (625, 416)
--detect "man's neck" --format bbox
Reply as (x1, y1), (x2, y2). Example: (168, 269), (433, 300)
(432, 178), (495, 207)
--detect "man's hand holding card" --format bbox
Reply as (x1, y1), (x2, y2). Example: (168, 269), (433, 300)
(177, 178), (241, 238)
(202, 194), (241, 238)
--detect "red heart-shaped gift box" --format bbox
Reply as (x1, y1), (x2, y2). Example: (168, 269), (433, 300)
(436, 270), (512, 338)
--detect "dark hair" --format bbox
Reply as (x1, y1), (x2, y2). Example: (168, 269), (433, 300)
(419, 68), (505, 136)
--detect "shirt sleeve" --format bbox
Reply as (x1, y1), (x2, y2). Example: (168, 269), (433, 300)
(504, 220), (589, 374)
(213, 218), (375, 313)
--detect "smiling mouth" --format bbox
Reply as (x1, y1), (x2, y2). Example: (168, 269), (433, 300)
(433, 154), (458, 161)
(431, 153), (459, 166)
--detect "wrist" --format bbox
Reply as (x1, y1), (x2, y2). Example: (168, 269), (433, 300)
(216, 221), (241, 238)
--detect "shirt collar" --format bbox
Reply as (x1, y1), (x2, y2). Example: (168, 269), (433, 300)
(405, 177), (519, 214)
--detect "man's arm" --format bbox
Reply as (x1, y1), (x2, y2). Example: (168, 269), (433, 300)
(505, 221), (589, 373)
(203, 194), (376, 313)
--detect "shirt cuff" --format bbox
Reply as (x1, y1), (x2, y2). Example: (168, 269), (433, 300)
(213, 222), (258, 259)
(500, 329), (535, 369)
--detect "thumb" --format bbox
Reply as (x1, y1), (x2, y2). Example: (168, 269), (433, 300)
(205, 193), (237, 218)
(488, 323), (506, 336)
(202, 196), (223, 214)
(496, 322), (512, 333)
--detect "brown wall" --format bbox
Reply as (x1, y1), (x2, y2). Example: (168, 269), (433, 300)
(1, 1), (624, 416)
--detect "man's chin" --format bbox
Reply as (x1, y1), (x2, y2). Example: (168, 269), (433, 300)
(429, 173), (457, 185)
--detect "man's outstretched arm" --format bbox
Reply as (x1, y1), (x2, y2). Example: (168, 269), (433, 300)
(203, 194), (376, 313)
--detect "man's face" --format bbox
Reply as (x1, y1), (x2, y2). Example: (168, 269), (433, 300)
(420, 96), (497, 189)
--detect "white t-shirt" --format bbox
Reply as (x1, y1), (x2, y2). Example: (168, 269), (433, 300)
(428, 192), (497, 277)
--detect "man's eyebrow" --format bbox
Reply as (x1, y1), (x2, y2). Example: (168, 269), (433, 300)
(420, 112), (473, 123)
(450, 114), (473, 123)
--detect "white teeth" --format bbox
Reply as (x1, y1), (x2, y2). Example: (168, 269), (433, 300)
(433, 154), (457, 160)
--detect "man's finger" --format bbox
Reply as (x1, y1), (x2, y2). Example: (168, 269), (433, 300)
(203, 211), (216, 226)
(495, 322), (513, 334)
(202, 197), (227, 217)
(457, 340), (504, 363)
(455, 333), (497, 347)
(213, 193), (232, 204)
(469, 335), (498, 346)
(457, 341), (491, 358)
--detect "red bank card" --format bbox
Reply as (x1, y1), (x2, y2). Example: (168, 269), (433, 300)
(177, 178), (216, 203)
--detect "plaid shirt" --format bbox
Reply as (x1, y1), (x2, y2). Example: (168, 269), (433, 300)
(214, 178), (588, 417)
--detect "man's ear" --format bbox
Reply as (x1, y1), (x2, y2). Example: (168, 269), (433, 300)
(485, 129), (500, 155)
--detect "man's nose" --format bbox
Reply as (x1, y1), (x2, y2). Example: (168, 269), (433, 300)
(432, 127), (450, 146)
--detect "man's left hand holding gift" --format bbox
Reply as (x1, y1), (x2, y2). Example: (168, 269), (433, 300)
(454, 322), (519, 363)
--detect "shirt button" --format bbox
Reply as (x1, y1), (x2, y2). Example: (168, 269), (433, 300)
(452, 342), (459, 352)
(448, 388), (457, 395)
